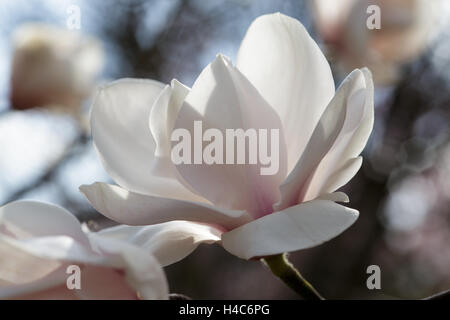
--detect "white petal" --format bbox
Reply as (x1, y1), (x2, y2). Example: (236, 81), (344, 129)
(0, 263), (71, 299)
(0, 201), (168, 300)
(321, 157), (363, 194)
(148, 79), (205, 201)
(150, 79), (189, 165)
(0, 236), (65, 286)
(0, 235), (107, 290)
(236, 13), (335, 173)
(316, 191), (349, 203)
(84, 237), (168, 300)
(92, 221), (221, 267)
(80, 182), (252, 230)
(90, 78), (200, 202)
(174, 54), (287, 218)
(90, 79), (161, 192)
(303, 69), (373, 200)
(340, 68), (375, 158)
(222, 200), (358, 260)
(275, 70), (365, 211)
(0, 201), (89, 247)
(0, 236), (167, 299)
(1, 266), (142, 300)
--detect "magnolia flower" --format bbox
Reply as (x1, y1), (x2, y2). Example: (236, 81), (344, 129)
(10, 23), (103, 113)
(81, 13), (374, 260)
(312, 0), (439, 85)
(0, 200), (177, 299)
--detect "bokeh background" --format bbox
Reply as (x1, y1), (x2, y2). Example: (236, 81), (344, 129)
(0, 0), (449, 299)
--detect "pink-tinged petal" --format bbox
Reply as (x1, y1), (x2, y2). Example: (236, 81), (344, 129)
(174, 55), (287, 218)
(80, 182), (252, 230)
(236, 13), (335, 174)
(3, 266), (140, 300)
(222, 200), (358, 260)
(84, 237), (168, 300)
(0, 236), (167, 299)
(90, 78), (200, 202)
(303, 69), (374, 201)
(0, 201), (89, 247)
(275, 70), (366, 211)
(0, 236), (64, 286)
(0, 201), (168, 300)
(0, 263), (72, 299)
(93, 221), (222, 267)
(73, 263), (162, 300)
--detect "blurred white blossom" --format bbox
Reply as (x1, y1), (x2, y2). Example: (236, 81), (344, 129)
(10, 23), (103, 114)
(0, 201), (168, 299)
(312, 0), (442, 85)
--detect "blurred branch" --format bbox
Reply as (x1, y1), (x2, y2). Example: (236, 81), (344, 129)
(95, 0), (237, 80)
(97, 0), (187, 78)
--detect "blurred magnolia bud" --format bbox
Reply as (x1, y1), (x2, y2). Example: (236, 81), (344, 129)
(312, 0), (441, 85)
(10, 23), (103, 114)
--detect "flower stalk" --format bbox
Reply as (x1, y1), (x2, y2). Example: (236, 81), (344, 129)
(262, 253), (324, 300)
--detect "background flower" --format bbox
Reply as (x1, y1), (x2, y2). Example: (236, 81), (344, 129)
(10, 23), (103, 115)
(312, 0), (441, 85)
(0, 200), (167, 299)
